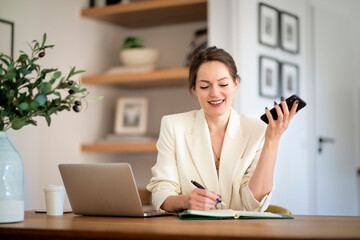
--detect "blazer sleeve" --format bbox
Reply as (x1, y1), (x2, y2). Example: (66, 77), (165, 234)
(239, 134), (274, 212)
(146, 116), (181, 211)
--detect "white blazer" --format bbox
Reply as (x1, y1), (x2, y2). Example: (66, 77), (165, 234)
(147, 108), (273, 212)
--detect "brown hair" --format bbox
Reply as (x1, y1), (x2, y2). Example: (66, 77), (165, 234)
(188, 46), (240, 92)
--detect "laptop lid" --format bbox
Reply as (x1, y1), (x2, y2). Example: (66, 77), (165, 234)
(59, 163), (146, 217)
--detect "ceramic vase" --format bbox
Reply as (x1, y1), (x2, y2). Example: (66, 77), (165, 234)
(0, 132), (24, 223)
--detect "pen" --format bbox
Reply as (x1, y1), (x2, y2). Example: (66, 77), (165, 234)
(191, 180), (226, 207)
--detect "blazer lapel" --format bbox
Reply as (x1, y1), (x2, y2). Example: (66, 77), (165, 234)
(185, 109), (220, 193)
(218, 108), (249, 208)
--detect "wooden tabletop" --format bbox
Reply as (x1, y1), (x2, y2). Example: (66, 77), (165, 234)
(0, 211), (360, 240)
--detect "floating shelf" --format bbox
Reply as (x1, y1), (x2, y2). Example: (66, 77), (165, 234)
(81, 0), (207, 28)
(81, 67), (189, 88)
(81, 141), (157, 153)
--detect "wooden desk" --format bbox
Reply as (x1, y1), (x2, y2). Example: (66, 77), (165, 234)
(0, 211), (360, 240)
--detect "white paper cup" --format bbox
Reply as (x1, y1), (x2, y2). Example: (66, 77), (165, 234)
(44, 185), (65, 216)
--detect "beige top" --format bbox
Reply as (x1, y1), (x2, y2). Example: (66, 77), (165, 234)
(147, 108), (273, 212)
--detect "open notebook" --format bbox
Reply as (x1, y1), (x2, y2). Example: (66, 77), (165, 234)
(178, 209), (293, 220)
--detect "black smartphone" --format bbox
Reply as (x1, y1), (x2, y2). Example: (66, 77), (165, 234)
(260, 94), (307, 124)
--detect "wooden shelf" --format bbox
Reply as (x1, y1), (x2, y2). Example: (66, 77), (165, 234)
(81, 67), (189, 88)
(81, 141), (157, 153)
(81, 0), (207, 28)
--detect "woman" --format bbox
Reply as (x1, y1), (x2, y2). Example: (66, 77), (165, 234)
(147, 46), (298, 212)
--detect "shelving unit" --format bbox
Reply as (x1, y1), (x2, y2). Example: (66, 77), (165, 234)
(81, 0), (207, 28)
(82, 67), (189, 88)
(80, 0), (207, 153)
(81, 141), (157, 153)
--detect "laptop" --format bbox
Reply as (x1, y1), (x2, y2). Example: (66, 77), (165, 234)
(58, 163), (174, 217)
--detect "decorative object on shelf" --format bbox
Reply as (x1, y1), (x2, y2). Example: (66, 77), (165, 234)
(120, 36), (159, 70)
(280, 11), (300, 54)
(104, 134), (157, 142)
(0, 18), (14, 58)
(185, 28), (207, 66)
(89, 0), (106, 8)
(114, 97), (148, 135)
(259, 55), (280, 98)
(0, 33), (98, 223)
(281, 62), (299, 97)
(258, 3), (279, 48)
(106, 0), (121, 5)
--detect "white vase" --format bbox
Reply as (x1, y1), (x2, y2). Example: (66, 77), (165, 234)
(120, 48), (159, 68)
(0, 132), (24, 223)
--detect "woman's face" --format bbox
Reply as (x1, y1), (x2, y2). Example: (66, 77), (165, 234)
(192, 61), (239, 119)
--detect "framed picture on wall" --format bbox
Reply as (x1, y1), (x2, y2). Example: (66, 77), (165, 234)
(0, 18), (14, 58)
(114, 97), (148, 135)
(281, 62), (299, 97)
(259, 56), (280, 98)
(280, 11), (300, 53)
(258, 3), (279, 48)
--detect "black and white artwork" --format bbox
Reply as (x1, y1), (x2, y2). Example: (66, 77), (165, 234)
(115, 97), (148, 135)
(0, 19), (14, 58)
(258, 3), (279, 48)
(281, 62), (299, 97)
(280, 11), (300, 53)
(259, 56), (280, 98)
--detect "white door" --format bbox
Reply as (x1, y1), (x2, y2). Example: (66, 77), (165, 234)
(313, 5), (358, 215)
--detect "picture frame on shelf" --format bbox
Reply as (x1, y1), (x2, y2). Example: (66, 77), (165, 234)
(258, 3), (279, 48)
(281, 62), (299, 97)
(280, 11), (300, 53)
(259, 56), (280, 98)
(114, 97), (148, 135)
(0, 18), (14, 58)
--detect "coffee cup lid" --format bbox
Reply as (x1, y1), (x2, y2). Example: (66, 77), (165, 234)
(44, 184), (65, 192)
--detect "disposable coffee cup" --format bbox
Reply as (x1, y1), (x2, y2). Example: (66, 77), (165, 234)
(44, 184), (65, 216)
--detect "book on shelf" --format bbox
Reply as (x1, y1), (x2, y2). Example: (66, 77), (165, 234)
(178, 209), (293, 220)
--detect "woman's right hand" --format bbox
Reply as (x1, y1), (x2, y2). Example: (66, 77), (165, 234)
(184, 188), (219, 210)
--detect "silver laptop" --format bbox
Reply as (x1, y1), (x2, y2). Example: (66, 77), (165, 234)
(58, 163), (173, 217)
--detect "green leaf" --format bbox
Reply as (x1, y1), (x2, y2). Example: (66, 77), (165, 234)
(0, 122), (4, 131)
(19, 102), (29, 111)
(30, 101), (40, 110)
(74, 70), (86, 75)
(44, 114), (51, 126)
(7, 62), (14, 71)
(34, 42), (39, 51)
(41, 33), (47, 47)
(53, 92), (61, 97)
(1, 57), (10, 66)
(12, 119), (26, 130)
(53, 71), (61, 79)
(35, 94), (47, 106)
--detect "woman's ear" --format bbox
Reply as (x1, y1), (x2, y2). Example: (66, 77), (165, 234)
(191, 85), (197, 96)
(233, 77), (239, 90)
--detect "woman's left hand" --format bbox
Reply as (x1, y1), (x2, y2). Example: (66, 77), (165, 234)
(264, 97), (298, 142)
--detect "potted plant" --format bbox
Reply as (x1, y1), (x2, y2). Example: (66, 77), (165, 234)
(0, 33), (99, 223)
(120, 36), (159, 69)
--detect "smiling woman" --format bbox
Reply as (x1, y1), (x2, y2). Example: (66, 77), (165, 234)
(146, 46), (299, 213)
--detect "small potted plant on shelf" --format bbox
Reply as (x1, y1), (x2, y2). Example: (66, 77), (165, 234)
(0, 33), (100, 223)
(120, 36), (159, 69)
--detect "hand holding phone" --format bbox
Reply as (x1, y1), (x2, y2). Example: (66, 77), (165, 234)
(260, 95), (306, 124)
